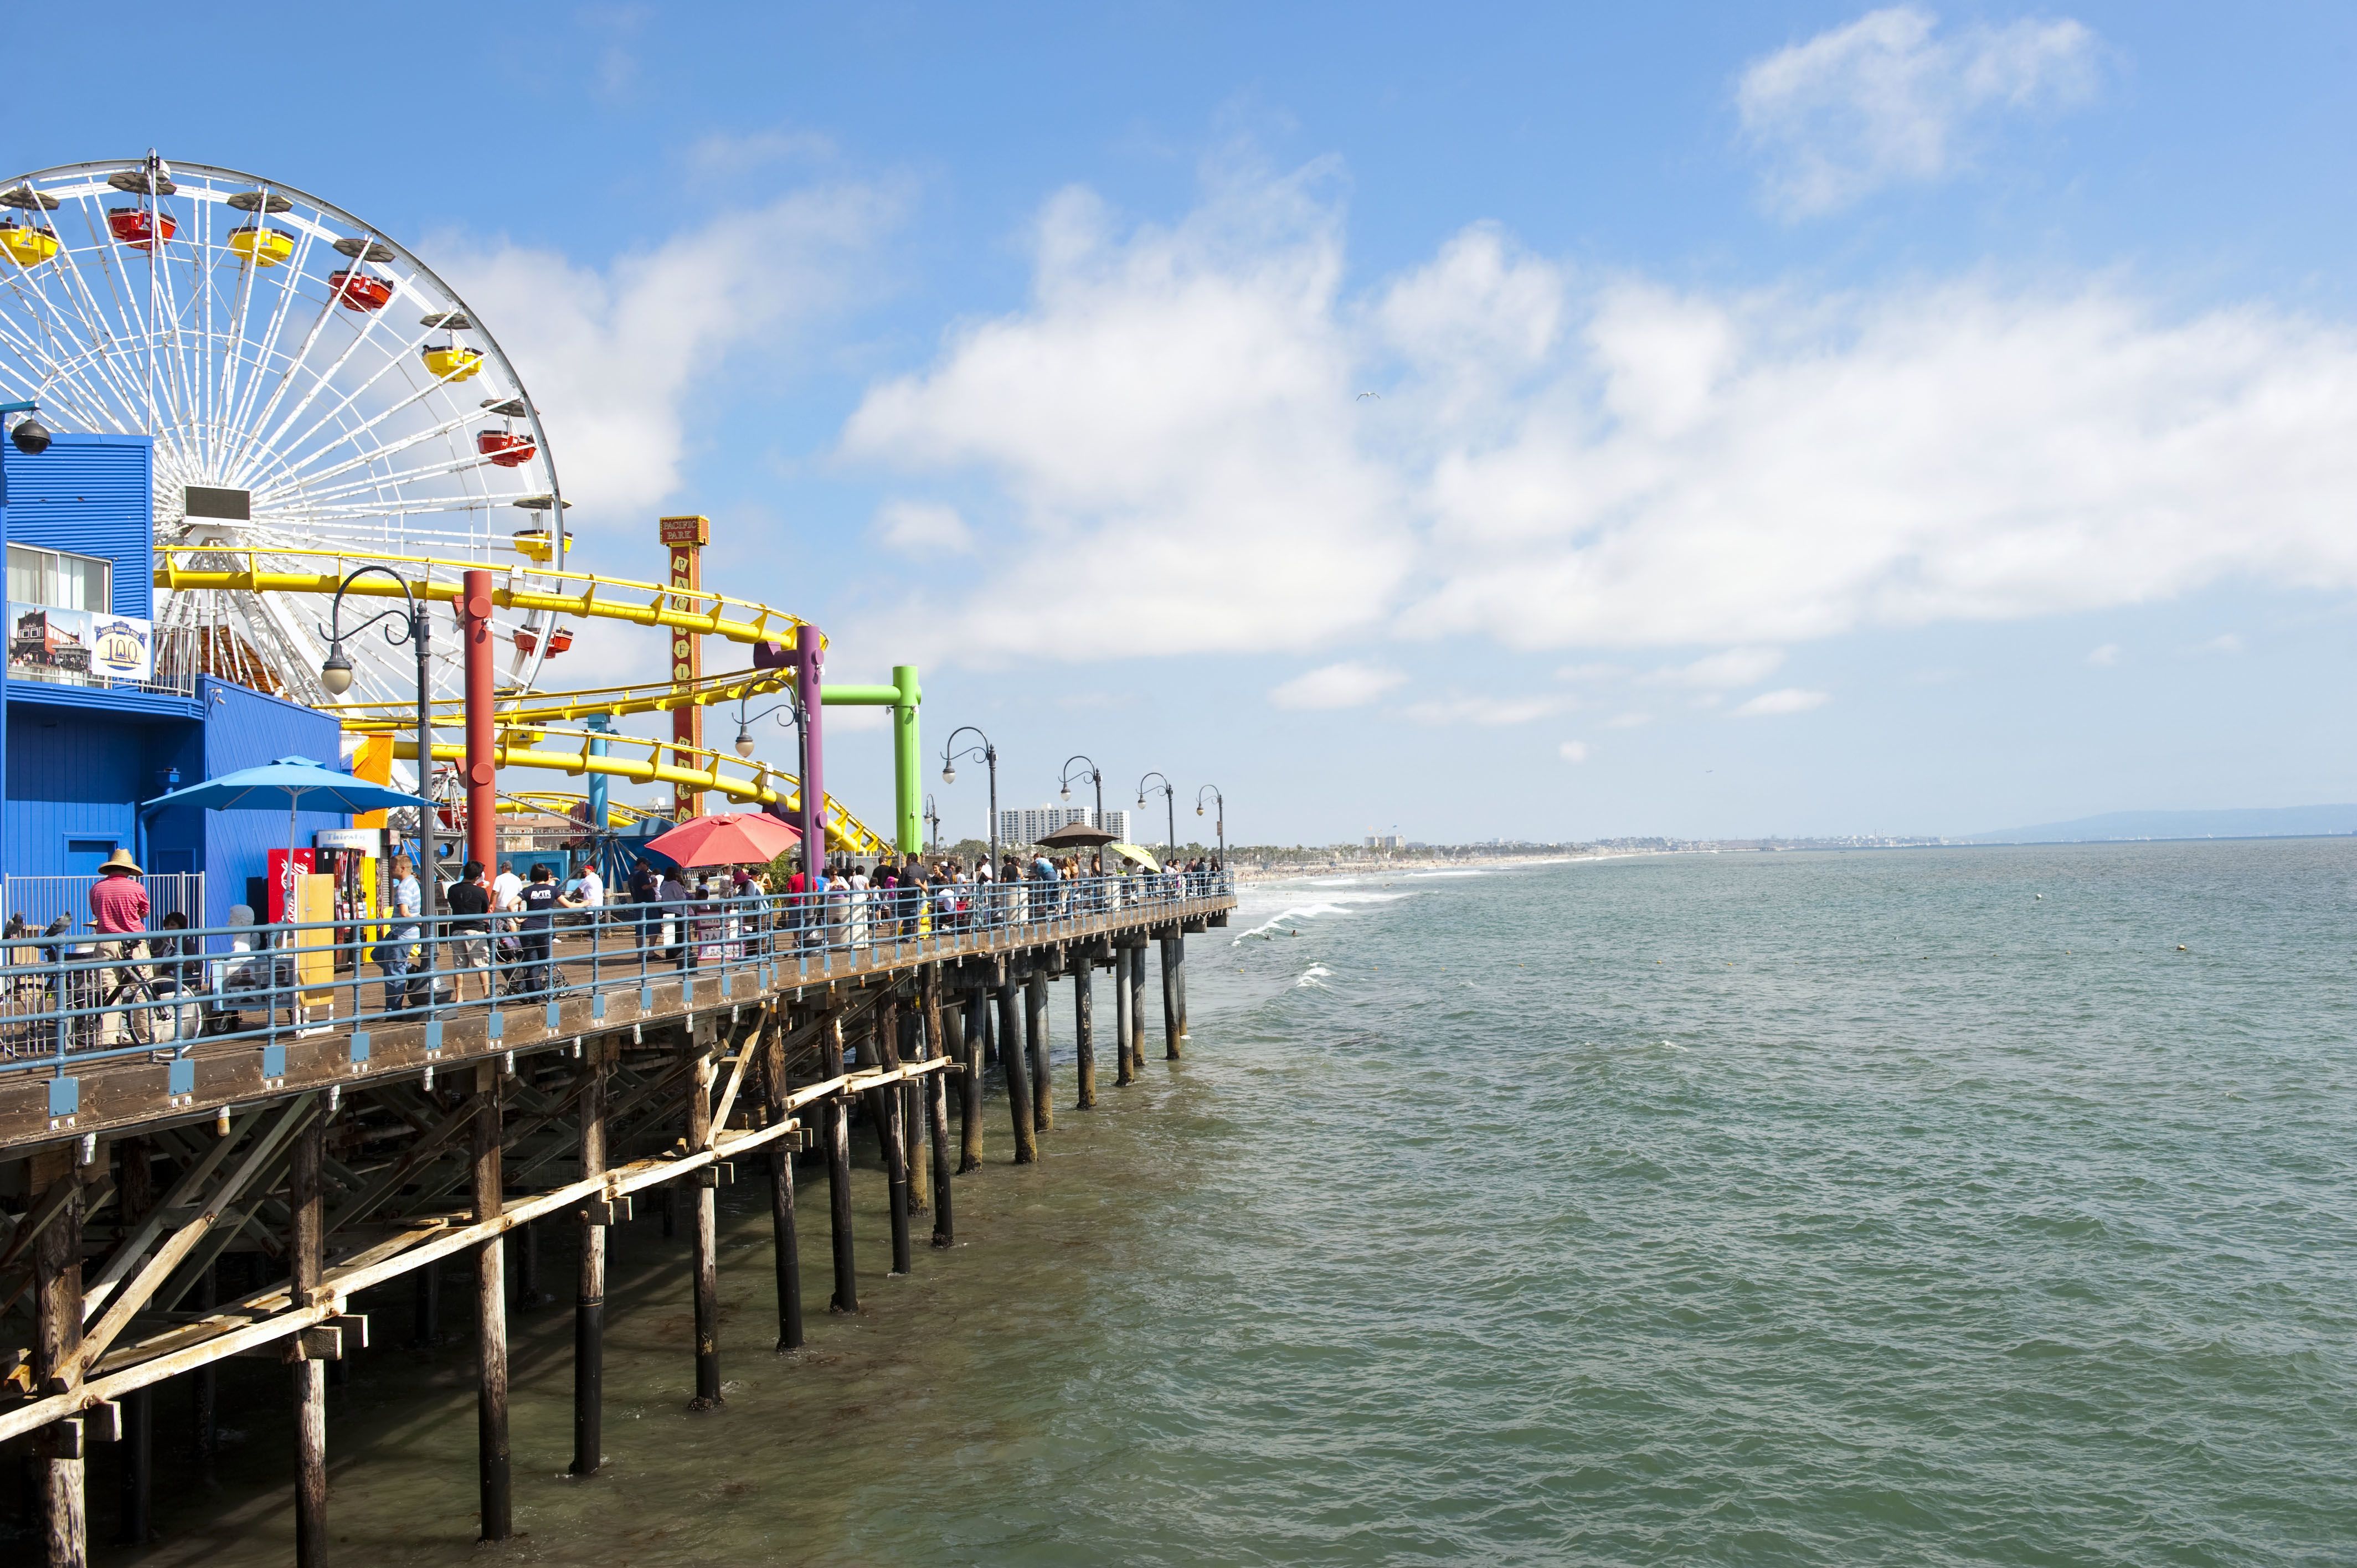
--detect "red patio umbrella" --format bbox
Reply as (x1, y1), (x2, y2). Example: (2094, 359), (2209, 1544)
(642, 812), (801, 868)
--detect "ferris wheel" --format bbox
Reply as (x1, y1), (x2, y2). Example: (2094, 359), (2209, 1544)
(0, 150), (569, 748)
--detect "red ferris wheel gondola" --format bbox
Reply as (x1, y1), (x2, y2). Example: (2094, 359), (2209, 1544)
(476, 430), (537, 467)
(326, 268), (392, 312)
(106, 207), (176, 251)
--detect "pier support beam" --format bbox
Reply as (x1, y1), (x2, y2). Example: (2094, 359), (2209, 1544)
(472, 1066), (512, 1543)
(957, 988), (984, 1172)
(1026, 971), (1052, 1133)
(573, 1046), (606, 1473)
(1128, 941), (1149, 1077)
(1160, 934), (1184, 1060)
(32, 1146), (85, 1568)
(290, 1117), (327, 1566)
(688, 1048), (722, 1408)
(920, 966), (953, 1247)
(115, 1388), (150, 1549)
(904, 1007), (930, 1216)
(1074, 961), (1097, 1108)
(1113, 947), (1136, 1087)
(822, 1012), (858, 1313)
(874, 999), (912, 1277)
(764, 1018), (804, 1350)
(190, 1260), (217, 1461)
(997, 981), (1036, 1164)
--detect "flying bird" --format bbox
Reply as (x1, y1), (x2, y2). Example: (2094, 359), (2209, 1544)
(1356, 390), (1381, 400)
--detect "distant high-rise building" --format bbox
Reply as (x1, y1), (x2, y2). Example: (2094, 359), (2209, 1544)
(1366, 833), (1404, 850)
(996, 806), (1131, 845)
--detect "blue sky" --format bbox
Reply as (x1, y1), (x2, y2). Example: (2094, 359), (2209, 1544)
(14, 3), (2357, 844)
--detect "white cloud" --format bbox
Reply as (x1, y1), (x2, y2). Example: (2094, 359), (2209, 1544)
(1401, 693), (1573, 726)
(1734, 687), (1832, 716)
(1736, 6), (2102, 216)
(1558, 740), (1591, 764)
(1642, 647), (1784, 689)
(840, 164), (2357, 675)
(842, 166), (1410, 662)
(435, 183), (897, 526)
(1606, 712), (1653, 729)
(2195, 632), (2243, 655)
(1268, 661), (1406, 710)
(873, 499), (974, 556)
(2087, 643), (2122, 666)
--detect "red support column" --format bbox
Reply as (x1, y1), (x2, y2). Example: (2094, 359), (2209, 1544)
(462, 569), (497, 871)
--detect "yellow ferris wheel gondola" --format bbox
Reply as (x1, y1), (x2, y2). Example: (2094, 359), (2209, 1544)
(227, 225), (295, 267)
(0, 222), (59, 267)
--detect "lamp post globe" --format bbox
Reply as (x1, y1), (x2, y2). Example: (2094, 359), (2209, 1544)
(735, 729), (755, 759)
(319, 644), (354, 696)
(941, 764), (956, 786)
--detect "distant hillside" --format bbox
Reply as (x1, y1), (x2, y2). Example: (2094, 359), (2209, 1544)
(1965, 806), (2357, 844)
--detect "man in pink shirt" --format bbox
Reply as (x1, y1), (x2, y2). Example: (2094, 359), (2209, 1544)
(89, 847), (150, 1043)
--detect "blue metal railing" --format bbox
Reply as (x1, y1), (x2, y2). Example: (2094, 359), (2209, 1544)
(0, 868), (1233, 1089)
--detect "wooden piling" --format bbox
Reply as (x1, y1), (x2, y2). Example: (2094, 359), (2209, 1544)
(1160, 934), (1184, 1060)
(1074, 960), (1097, 1107)
(688, 1049), (723, 1408)
(573, 1045), (606, 1474)
(1113, 947), (1136, 1087)
(32, 1146), (84, 1568)
(115, 1388), (150, 1548)
(957, 987), (984, 1172)
(997, 982), (1036, 1163)
(762, 1017), (804, 1350)
(874, 999), (913, 1276)
(919, 965), (955, 1247)
(896, 1009), (924, 1216)
(822, 1012), (859, 1312)
(1128, 940), (1150, 1076)
(191, 1260), (217, 1459)
(290, 1117), (327, 1566)
(472, 1066), (512, 1541)
(1027, 969), (1052, 1133)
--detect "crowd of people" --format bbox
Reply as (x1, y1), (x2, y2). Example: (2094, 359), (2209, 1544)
(7, 845), (1231, 1047)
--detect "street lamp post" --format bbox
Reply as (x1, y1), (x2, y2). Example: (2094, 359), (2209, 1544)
(1136, 772), (1175, 862)
(1060, 754), (1104, 871)
(924, 793), (942, 851)
(320, 566), (438, 998)
(940, 726), (999, 877)
(1195, 784), (1225, 864)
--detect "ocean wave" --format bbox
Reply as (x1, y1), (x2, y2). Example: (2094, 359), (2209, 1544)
(1294, 964), (1334, 989)
(1232, 891), (1412, 941)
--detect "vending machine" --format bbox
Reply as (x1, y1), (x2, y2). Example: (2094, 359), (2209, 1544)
(312, 828), (383, 951)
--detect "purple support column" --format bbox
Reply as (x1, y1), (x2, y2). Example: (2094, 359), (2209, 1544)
(797, 623), (826, 870)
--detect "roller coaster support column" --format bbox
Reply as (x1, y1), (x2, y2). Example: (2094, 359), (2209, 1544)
(584, 714), (611, 830)
(462, 569), (497, 872)
(819, 665), (923, 855)
(661, 515), (711, 820)
(796, 623), (825, 871)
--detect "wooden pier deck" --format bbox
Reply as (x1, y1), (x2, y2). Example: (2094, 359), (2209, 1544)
(0, 884), (1234, 1563)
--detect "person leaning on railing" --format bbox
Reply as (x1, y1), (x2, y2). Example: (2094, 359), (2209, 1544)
(90, 848), (150, 1045)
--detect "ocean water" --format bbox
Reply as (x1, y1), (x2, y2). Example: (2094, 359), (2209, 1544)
(94, 841), (2356, 1565)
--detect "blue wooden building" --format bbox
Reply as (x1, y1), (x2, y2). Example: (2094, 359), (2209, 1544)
(3, 433), (344, 929)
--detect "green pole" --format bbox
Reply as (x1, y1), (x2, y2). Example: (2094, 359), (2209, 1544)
(816, 669), (923, 854)
(892, 665), (922, 855)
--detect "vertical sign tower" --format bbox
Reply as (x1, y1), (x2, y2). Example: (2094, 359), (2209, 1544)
(660, 514), (709, 820)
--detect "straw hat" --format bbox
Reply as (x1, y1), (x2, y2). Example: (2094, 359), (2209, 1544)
(99, 847), (143, 876)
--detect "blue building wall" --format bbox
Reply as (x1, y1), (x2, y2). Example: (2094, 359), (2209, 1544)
(2, 435), (346, 926)
(2, 434), (156, 616)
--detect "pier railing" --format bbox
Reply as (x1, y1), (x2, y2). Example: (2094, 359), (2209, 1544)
(0, 868), (1233, 1085)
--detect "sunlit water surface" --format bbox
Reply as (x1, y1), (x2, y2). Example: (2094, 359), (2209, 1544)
(89, 842), (2357, 1565)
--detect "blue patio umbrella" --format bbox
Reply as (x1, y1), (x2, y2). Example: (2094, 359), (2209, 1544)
(141, 756), (433, 910)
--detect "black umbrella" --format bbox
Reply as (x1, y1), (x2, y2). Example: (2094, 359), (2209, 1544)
(1035, 819), (1117, 849)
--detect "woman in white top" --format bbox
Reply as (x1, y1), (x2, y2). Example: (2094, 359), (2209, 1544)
(846, 862), (872, 948)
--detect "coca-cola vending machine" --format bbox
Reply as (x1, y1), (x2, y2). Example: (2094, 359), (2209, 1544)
(265, 848), (317, 924)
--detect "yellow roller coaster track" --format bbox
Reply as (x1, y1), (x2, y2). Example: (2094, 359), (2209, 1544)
(495, 793), (667, 827)
(157, 546), (894, 857)
(328, 666), (794, 733)
(155, 545), (820, 651)
(389, 726), (892, 858)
